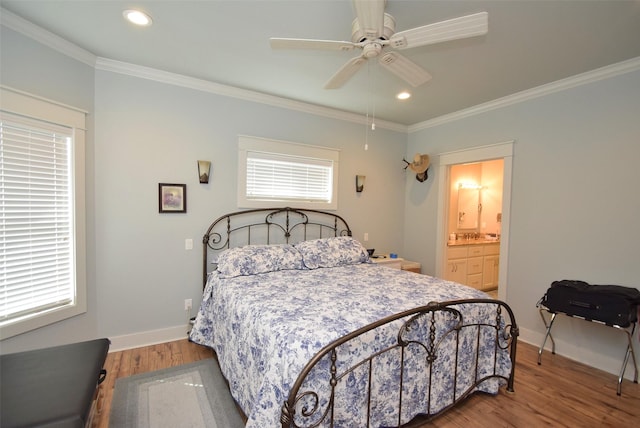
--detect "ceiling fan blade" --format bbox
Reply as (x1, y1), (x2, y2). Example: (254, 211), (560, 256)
(324, 56), (367, 89)
(389, 12), (488, 49)
(378, 52), (432, 87)
(352, 0), (386, 39)
(270, 38), (356, 52)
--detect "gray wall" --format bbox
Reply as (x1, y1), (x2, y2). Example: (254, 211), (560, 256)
(0, 25), (408, 352)
(92, 70), (407, 339)
(404, 67), (640, 376)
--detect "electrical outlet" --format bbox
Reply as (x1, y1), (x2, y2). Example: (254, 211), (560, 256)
(364, 232), (369, 241)
(184, 299), (192, 311)
(185, 238), (193, 250)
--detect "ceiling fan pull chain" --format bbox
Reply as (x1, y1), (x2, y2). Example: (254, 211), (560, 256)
(371, 100), (376, 131)
(365, 111), (369, 148)
(368, 61), (375, 131)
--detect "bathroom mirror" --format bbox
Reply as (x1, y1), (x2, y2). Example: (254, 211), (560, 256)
(457, 187), (480, 229)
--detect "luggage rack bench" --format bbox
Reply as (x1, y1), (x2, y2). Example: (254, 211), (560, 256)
(536, 304), (638, 396)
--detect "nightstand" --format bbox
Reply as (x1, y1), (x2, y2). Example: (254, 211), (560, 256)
(401, 261), (422, 273)
(372, 256), (421, 273)
(372, 256), (404, 270)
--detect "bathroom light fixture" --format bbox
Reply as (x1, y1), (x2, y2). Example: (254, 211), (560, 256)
(123, 9), (153, 26)
(458, 182), (483, 189)
(355, 175), (366, 192)
(396, 91), (411, 100)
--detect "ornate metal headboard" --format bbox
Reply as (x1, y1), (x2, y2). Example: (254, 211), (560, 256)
(202, 207), (352, 286)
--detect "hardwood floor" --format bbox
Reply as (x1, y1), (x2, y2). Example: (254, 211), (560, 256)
(424, 342), (639, 427)
(94, 339), (639, 427)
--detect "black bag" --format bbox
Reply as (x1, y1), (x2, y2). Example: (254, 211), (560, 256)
(540, 280), (640, 327)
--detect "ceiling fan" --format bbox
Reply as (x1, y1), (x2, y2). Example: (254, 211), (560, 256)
(270, 0), (488, 89)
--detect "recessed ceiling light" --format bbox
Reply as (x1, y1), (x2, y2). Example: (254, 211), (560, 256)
(396, 91), (411, 100)
(123, 9), (153, 26)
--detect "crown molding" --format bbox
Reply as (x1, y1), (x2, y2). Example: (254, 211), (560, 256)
(409, 56), (640, 133)
(1, 7), (96, 67)
(94, 58), (407, 133)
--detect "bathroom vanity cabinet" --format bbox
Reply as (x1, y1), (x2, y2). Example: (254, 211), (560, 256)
(445, 242), (499, 291)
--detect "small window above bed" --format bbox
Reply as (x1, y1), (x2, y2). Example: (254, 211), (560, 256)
(238, 136), (339, 210)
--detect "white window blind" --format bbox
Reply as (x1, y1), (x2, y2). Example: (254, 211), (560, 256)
(0, 117), (75, 325)
(238, 136), (340, 210)
(246, 152), (332, 202)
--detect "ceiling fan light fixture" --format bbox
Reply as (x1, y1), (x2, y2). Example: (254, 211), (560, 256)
(123, 9), (153, 27)
(362, 42), (382, 58)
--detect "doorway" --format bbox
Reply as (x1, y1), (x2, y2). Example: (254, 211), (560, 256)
(434, 142), (513, 301)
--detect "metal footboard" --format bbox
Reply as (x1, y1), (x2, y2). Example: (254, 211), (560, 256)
(281, 299), (518, 428)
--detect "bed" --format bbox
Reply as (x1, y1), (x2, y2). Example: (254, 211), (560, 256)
(189, 207), (518, 427)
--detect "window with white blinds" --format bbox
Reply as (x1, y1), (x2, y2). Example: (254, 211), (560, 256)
(0, 118), (75, 326)
(0, 87), (86, 340)
(246, 153), (332, 202)
(238, 136), (339, 210)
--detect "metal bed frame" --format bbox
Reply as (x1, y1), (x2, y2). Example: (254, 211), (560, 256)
(202, 207), (351, 286)
(281, 299), (518, 428)
(199, 207), (519, 427)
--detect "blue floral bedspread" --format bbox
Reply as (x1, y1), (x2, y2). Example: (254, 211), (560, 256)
(190, 262), (512, 427)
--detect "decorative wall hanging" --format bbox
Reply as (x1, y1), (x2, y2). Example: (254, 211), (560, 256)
(159, 183), (186, 213)
(403, 153), (430, 182)
(198, 160), (211, 183)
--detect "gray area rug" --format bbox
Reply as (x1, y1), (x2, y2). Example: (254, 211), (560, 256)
(109, 359), (244, 428)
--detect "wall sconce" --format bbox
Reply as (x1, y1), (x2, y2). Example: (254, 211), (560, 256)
(355, 175), (366, 192)
(198, 160), (211, 184)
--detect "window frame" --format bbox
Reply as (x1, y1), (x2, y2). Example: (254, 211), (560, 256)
(237, 135), (340, 210)
(0, 87), (87, 340)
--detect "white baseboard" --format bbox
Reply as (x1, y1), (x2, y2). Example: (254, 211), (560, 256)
(518, 327), (638, 381)
(108, 324), (190, 352)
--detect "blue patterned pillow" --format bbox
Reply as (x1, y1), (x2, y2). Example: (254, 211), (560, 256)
(295, 236), (370, 269)
(216, 244), (304, 278)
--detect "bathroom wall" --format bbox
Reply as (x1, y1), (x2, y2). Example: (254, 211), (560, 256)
(448, 159), (503, 236)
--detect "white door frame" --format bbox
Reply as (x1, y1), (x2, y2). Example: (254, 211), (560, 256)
(435, 141), (514, 301)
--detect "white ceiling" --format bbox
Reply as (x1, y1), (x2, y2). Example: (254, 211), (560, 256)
(2, 0), (640, 126)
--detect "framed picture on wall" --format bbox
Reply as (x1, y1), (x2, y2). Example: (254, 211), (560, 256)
(159, 183), (186, 213)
